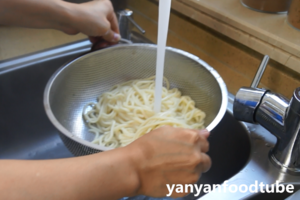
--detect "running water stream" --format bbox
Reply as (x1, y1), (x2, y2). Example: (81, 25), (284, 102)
(154, 0), (172, 113)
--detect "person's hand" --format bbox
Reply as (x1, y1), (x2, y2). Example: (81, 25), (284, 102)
(66, 0), (120, 44)
(125, 126), (211, 198)
(0, 125), (210, 200)
(0, 0), (120, 44)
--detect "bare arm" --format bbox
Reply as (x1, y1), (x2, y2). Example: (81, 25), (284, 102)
(0, 127), (211, 200)
(0, 0), (120, 42)
(0, 148), (138, 200)
(0, 1), (211, 199)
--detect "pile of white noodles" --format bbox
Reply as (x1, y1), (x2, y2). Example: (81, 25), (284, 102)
(83, 76), (206, 148)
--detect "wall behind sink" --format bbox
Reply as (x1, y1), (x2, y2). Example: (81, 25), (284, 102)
(128, 0), (300, 98)
(1, 0), (299, 98)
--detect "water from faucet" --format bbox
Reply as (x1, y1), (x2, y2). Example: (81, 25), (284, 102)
(154, 0), (172, 113)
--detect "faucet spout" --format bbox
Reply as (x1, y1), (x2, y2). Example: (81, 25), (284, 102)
(233, 55), (300, 175)
(234, 87), (300, 175)
(255, 91), (289, 139)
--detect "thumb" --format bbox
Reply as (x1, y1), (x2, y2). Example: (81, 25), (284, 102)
(102, 29), (121, 43)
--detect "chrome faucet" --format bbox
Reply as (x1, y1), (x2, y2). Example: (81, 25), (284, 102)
(233, 55), (300, 175)
(117, 9), (145, 40)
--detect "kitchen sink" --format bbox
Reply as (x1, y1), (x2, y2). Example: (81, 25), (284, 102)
(122, 109), (251, 200)
(0, 32), (299, 200)
(0, 32), (152, 160)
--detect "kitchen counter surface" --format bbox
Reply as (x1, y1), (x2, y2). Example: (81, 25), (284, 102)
(171, 0), (300, 73)
(128, 0), (300, 98)
(1, 0), (299, 72)
(0, 27), (87, 61)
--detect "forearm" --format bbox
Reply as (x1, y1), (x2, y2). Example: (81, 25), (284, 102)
(0, 147), (139, 200)
(0, 0), (120, 41)
(0, 0), (77, 33)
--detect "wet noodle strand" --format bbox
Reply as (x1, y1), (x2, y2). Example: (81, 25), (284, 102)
(83, 77), (206, 148)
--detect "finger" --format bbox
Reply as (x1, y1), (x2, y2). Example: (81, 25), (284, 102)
(108, 11), (120, 34)
(92, 41), (110, 51)
(198, 129), (210, 139)
(102, 28), (121, 43)
(89, 36), (101, 44)
(172, 191), (190, 198)
(175, 129), (209, 153)
(197, 153), (211, 173)
(197, 135), (209, 153)
(63, 29), (80, 35)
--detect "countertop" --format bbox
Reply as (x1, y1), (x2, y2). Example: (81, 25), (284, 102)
(171, 0), (300, 73)
(0, 27), (87, 61)
(128, 0), (300, 98)
(1, 0), (299, 73)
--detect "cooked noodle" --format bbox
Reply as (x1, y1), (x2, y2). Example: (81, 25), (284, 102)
(83, 76), (206, 148)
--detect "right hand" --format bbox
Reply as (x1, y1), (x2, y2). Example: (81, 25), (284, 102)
(125, 126), (211, 198)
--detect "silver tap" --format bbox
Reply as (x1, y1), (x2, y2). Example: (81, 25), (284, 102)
(233, 55), (300, 175)
(117, 9), (145, 40)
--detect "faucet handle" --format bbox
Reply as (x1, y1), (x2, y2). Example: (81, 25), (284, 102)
(233, 55), (270, 123)
(251, 55), (269, 88)
(127, 15), (146, 34)
(118, 9), (145, 40)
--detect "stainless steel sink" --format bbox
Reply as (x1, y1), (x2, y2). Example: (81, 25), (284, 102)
(0, 32), (299, 200)
(0, 32), (151, 160)
(0, 41), (90, 160)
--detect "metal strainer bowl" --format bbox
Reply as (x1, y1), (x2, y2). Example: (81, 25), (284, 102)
(44, 44), (228, 156)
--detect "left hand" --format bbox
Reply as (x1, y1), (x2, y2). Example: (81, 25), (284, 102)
(66, 0), (121, 43)
(0, 0), (121, 44)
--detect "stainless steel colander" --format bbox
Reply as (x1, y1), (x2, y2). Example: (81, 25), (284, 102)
(44, 44), (228, 156)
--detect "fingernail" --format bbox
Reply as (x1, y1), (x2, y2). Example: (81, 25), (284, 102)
(198, 129), (210, 138)
(113, 33), (121, 42)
